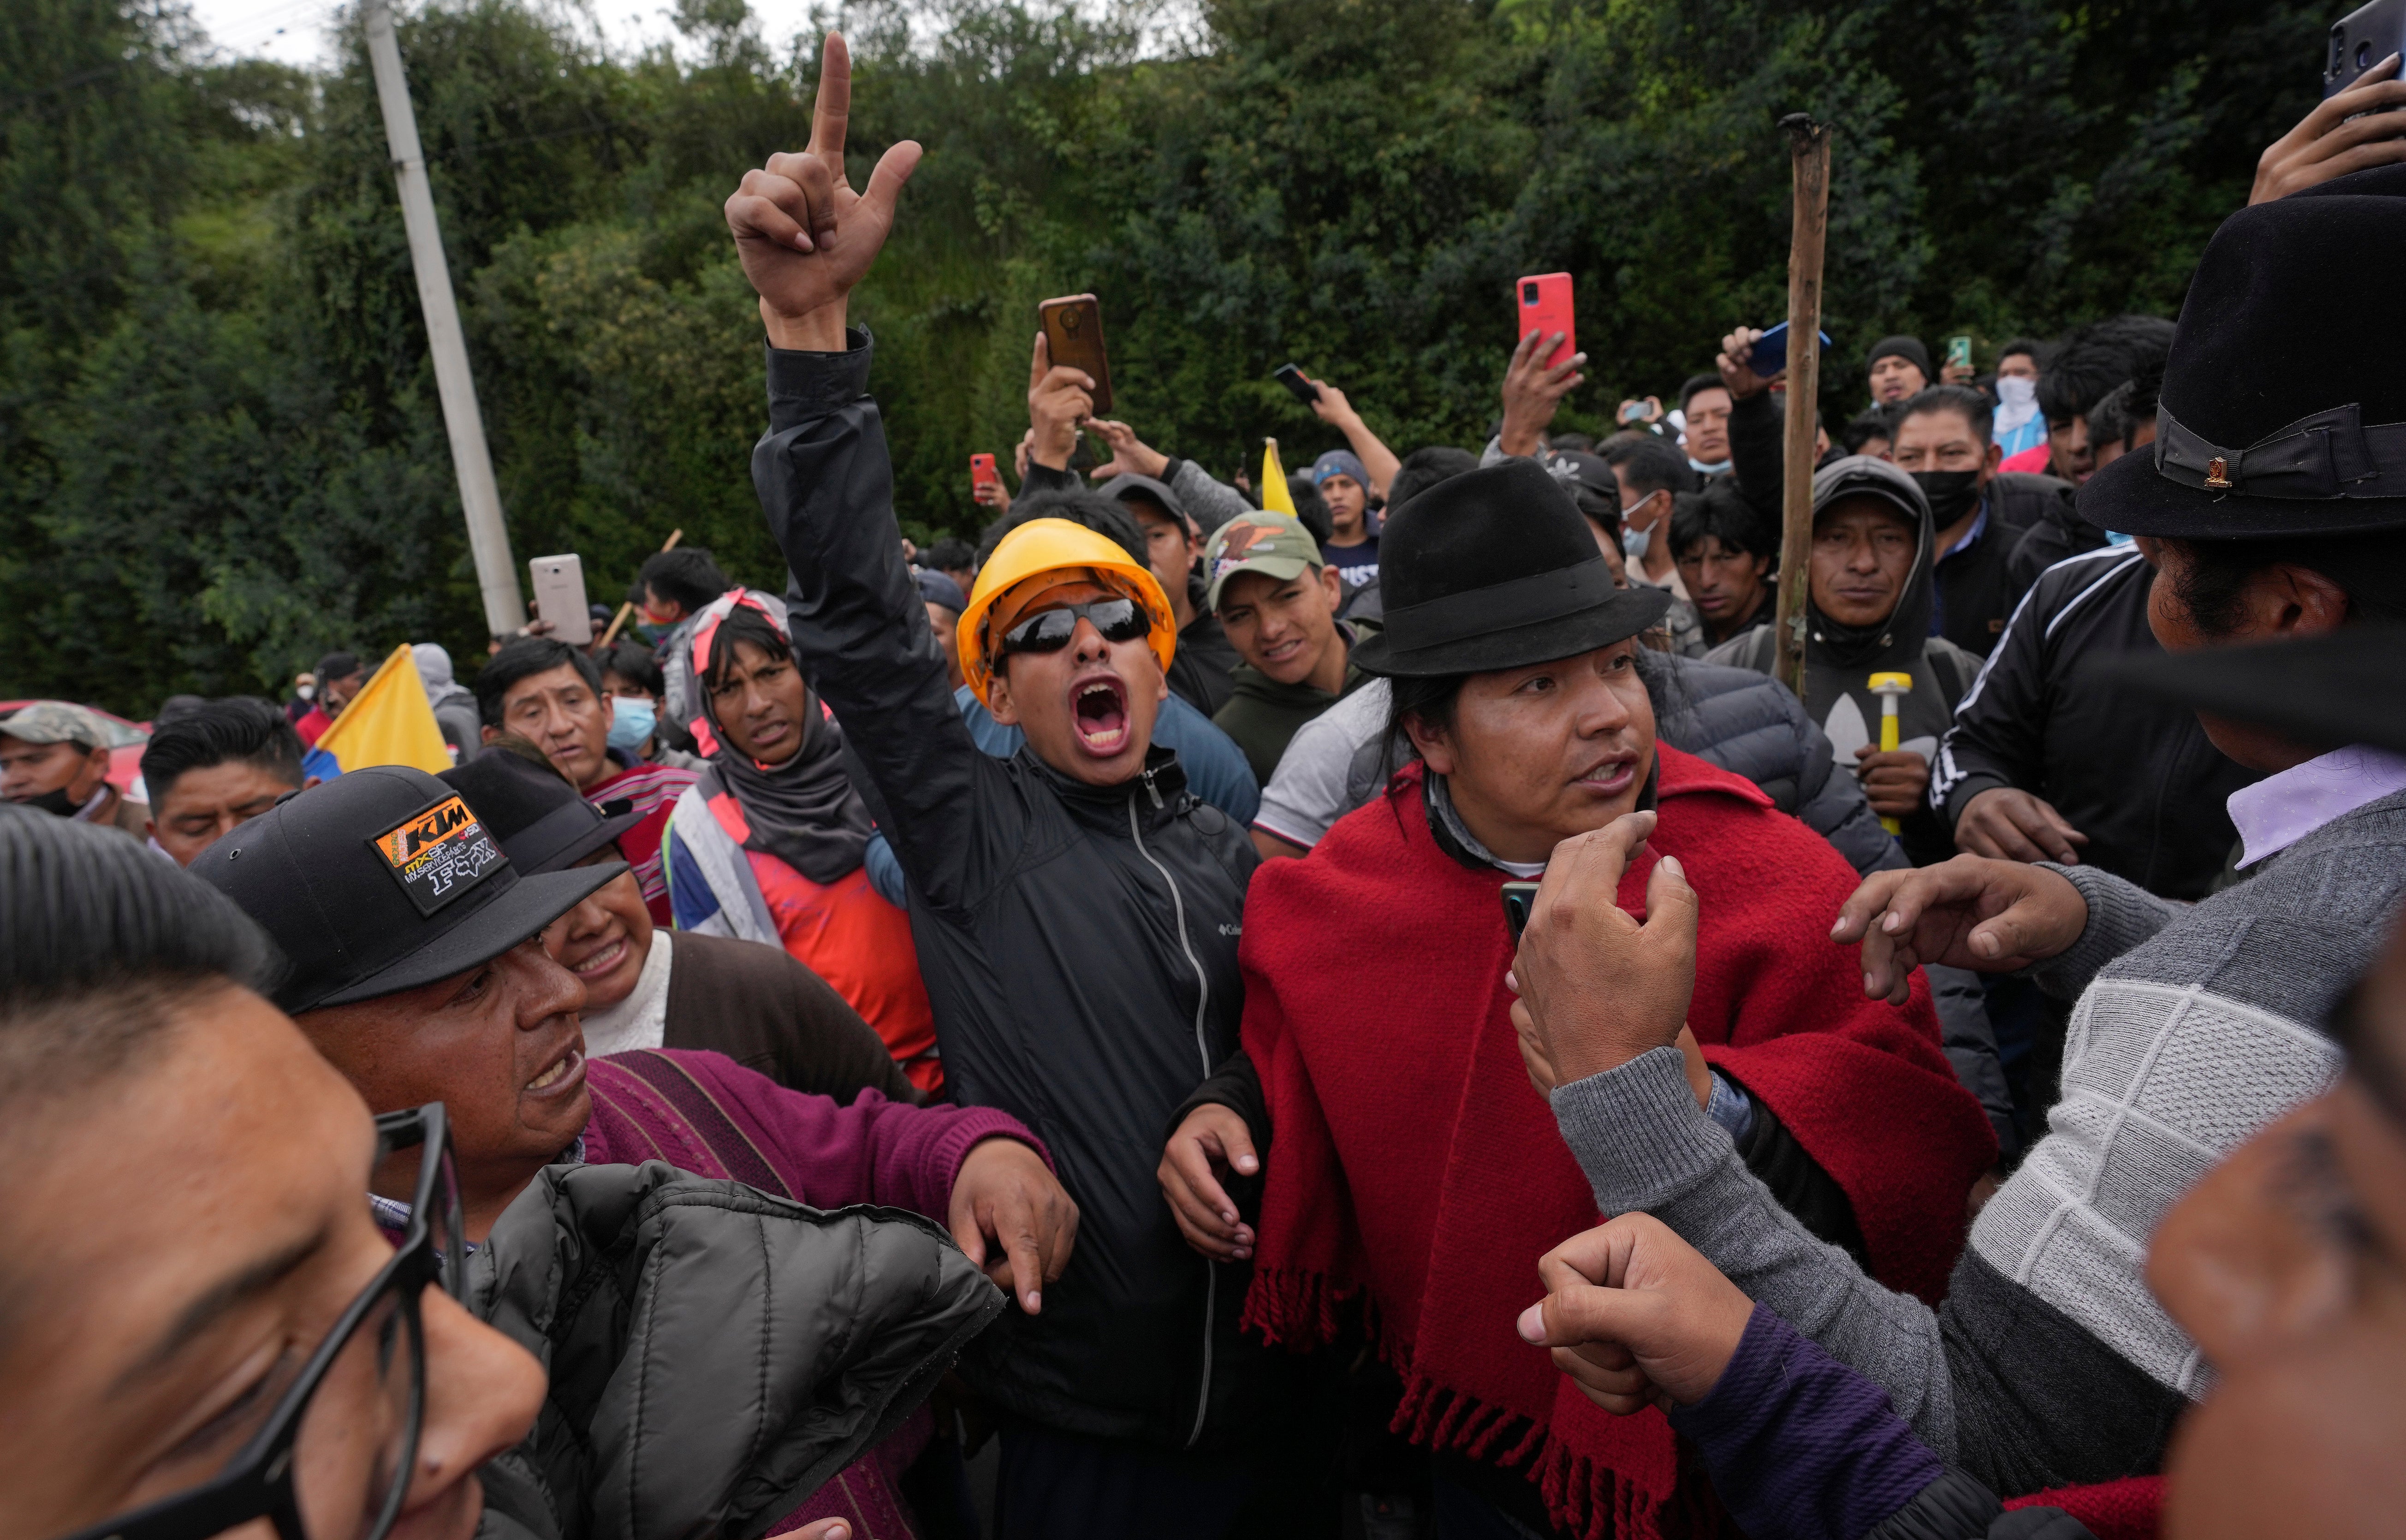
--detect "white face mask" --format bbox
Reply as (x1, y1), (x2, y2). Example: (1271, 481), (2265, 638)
(1996, 375), (2038, 409)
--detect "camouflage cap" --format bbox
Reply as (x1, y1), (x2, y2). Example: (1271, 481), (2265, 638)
(0, 701), (108, 751)
(1202, 510), (1324, 612)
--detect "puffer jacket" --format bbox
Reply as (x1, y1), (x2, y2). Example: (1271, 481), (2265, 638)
(755, 332), (1275, 1450)
(470, 1161), (1004, 1540)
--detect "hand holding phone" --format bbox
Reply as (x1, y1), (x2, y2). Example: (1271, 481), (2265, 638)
(1742, 322), (1832, 381)
(1273, 363), (1322, 404)
(1038, 294), (1113, 416)
(528, 555), (592, 646)
(1515, 273), (1576, 371)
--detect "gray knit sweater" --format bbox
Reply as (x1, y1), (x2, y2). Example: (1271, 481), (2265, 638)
(1551, 787), (2406, 1493)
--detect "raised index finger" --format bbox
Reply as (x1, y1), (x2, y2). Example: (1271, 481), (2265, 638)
(807, 31), (852, 162)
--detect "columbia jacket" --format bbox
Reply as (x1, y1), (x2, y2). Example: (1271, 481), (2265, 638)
(1932, 545), (2256, 900)
(471, 1161), (1003, 1540)
(754, 333), (1266, 1449)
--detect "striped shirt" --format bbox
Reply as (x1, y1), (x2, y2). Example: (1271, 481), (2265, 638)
(588, 759), (697, 927)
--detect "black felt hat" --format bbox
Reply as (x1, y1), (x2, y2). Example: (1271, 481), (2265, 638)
(1351, 457), (1670, 677)
(440, 748), (642, 875)
(191, 766), (619, 1013)
(2083, 165), (2406, 539)
(2106, 626), (2406, 755)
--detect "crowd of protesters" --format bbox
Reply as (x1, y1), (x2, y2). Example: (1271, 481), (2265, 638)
(9, 35), (2406, 1540)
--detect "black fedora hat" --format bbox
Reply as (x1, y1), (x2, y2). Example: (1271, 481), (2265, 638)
(192, 765), (620, 1013)
(2105, 626), (2406, 755)
(1352, 458), (1670, 677)
(2083, 165), (2406, 539)
(440, 746), (642, 874)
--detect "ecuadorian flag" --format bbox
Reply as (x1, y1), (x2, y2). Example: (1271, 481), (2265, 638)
(1259, 438), (1297, 516)
(302, 644), (454, 780)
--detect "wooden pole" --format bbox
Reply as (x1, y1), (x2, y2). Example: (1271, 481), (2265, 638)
(595, 528), (683, 650)
(1773, 114), (1832, 702)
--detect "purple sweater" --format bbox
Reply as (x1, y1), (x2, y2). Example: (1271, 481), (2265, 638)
(1667, 1303), (1946, 1540)
(583, 1047), (1048, 1218)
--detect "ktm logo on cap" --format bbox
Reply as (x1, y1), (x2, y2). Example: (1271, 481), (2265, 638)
(377, 798), (475, 866)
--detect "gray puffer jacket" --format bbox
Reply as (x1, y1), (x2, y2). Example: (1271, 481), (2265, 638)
(470, 1161), (1005, 1540)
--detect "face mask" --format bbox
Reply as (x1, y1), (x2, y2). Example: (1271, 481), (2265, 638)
(607, 695), (658, 755)
(16, 784), (80, 817)
(1688, 457), (1732, 477)
(1621, 523), (1652, 561)
(1996, 375), (2037, 410)
(1911, 469), (1981, 527)
(297, 684), (315, 702)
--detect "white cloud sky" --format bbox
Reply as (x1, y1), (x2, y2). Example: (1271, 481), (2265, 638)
(182, 0), (828, 71)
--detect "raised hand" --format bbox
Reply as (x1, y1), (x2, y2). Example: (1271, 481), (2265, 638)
(1830, 855), (2090, 1005)
(1027, 333), (1097, 472)
(2252, 54), (2406, 204)
(1717, 327), (1774, 400)
(724, 32), (923, 349)
(1086, 418), (1170, 481)
(1509, 811), (1699, 1088)
(1499, 327), (1587, 457)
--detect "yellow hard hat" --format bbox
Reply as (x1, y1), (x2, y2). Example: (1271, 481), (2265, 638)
(956, 517), (1177, 707)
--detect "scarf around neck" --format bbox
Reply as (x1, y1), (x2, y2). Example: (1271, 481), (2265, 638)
(704, 683), (874, 885)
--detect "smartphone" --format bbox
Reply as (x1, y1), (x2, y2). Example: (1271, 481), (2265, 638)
(970, 453), (999, 492)
(529, 554), (592, 646)
(1273, 363), (1321, 404)
(1501, 880), (1541, 945)
(2328, 0), (2406, 95)
(1946, 334), (1974, 374)
(1038, 294), (1113, 416)
(1745, 321), (1833, 379)
(1515, 273), (1576, 371)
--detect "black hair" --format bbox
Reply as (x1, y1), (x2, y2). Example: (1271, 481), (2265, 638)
(595, 641), (665, 697)
(1841, 404), (1902, 455)
(474, 638), (603, 729)
(1387, 446), (1479, 513)
(0, 816), (286, 1108)
(2088, 361), (2165, 452)
(1287, 474), (1334, 548)
(1897, 384), (1996, 448)
(1668, 480), (1774, 563)
(314, 650), (362, 683)
(2035, 315), (2174, 428)
(924, 538), (977, 575)
(2165, 531), (2406, 639)
(1599, 434), (1697, 499)
(977, 489), (1148, 571)
(1678, 373), (1726, 411)
(138, 698), (305, 808)
(1996, 337), (2045, 368)
(154, 694), (208, 726)
(1548, 432), (1596, 454)
(699, 605), (793, 696)
(639, 548), (731, 614)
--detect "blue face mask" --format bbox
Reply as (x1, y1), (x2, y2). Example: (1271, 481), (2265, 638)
(607, 695), (658, 755)
(1621, 523), (1652, 561)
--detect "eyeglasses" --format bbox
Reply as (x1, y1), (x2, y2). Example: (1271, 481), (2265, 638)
(54, 1104), (465, 1540)
(998, 597), (1149, 658)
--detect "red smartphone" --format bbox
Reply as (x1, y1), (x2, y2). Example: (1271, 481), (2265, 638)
(1516, 272), (1576, 371)
(1037, 293), (1114, 416)
(970, 453), (998, 492)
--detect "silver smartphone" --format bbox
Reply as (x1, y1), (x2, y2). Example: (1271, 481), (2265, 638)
(529, 554), (592, 645)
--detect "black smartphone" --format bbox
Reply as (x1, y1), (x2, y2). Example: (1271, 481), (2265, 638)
(1501, 881), (1541, 945)
(2328, 0), (2406, 95)
(1273, 363), (1321, 404)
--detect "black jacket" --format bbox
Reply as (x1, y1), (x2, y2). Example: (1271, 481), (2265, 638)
(1172, 609), (1241, 716)
(2002, 493), (2108, 604)
(1932, 545), (2256, 900)
(1931, 474), (2075, 658)
(756, 333), (1266, 1450)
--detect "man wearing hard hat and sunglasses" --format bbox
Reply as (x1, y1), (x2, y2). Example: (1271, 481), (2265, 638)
(724, 45), (1300, 1533)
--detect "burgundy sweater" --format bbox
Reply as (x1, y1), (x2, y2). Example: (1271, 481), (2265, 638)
(583, 1047), (1049, 1218)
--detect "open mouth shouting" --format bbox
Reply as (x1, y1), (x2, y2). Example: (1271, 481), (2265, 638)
(1069, 672), (1132, 758)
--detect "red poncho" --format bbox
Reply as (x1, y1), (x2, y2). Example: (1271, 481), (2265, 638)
(1239, 749), (1995, 1540)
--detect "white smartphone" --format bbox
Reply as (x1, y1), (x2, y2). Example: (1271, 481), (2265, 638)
(529, 554), (592, 646)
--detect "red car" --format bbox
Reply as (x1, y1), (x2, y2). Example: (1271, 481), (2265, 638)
(0, 701), (153, 794)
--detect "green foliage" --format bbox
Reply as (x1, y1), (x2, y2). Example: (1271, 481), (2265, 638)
(0, 0), (2331, 713)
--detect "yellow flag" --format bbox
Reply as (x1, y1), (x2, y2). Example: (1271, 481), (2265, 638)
(311, 644), (454, 776)
(1259, 438), (1297, 516)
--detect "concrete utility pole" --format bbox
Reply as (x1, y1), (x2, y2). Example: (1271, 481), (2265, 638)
(1772, 113), (1833, 702)
(363, 0), (526, 638)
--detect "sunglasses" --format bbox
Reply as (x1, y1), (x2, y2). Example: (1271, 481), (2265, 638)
(54, 1104), (466, 1540)
(998, 597), (1149, 658)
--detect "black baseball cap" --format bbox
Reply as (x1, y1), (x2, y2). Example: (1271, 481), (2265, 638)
(440, 749), (641, 874)
(192, 765), (621, 1014)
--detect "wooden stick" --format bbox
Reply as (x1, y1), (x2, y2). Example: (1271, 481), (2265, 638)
(1772, 115), (1832, 702)
(595, 528), (683, 650)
